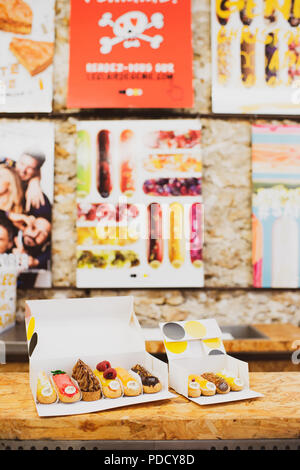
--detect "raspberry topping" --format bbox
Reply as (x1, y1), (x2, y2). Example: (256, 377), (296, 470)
(103, 367), (117, 380)
(96, 360), (111, 372)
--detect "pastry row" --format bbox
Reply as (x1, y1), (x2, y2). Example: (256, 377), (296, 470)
(188, 370), (244, 398)
(36, 359), (162, 405)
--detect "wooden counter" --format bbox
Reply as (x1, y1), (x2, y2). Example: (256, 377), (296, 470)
(0, 372), (300, 445)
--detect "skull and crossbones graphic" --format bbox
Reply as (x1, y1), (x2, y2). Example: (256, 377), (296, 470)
(98, 11), (164, 54)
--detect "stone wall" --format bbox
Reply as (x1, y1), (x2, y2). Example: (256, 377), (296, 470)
(6, 0), (300, 326)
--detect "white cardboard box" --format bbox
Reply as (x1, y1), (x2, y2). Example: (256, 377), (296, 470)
(25, 296), (174, 417)
(159, 319), (263, 405)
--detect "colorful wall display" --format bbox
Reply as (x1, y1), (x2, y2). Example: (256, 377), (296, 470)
(211, 0), (300, 114)
(252, 124), (300, 288)
(67, 0), (194, 109)
(0, 121), (54, 288)
(76, 119), (204, 288)
(0, 0), (55, 113)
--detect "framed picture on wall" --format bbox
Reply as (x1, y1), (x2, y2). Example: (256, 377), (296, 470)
(75, 119), (204, 288)
(211, 0), (300, 114)
(0, 0), (55, 113)
(67, 0), (194, 109)
(252, 124), (300, 288)
(0, 121), (54, 288)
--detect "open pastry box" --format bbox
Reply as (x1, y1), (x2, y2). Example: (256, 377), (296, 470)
(159, 319), (263, 405)
(25, 296), (174, 417)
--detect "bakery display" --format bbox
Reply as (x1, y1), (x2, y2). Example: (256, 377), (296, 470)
(9, 37), (54, 76)
(201, 372), (230, 394)
(36, 371), (57, 404)
(94, 361), (122, 399)
(115, 367), (142, 396)
(34, 361), (162, 406)
(51, 370), (81, 403)
(72, 359), (101, 401)
(131, 364), (162, 394)
(0, 0), (32, 34)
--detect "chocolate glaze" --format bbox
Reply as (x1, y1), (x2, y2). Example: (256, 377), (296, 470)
(132, 364), (160, 388)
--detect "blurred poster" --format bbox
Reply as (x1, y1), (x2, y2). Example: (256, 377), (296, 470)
(0, 121), (54, 287)
(0, 0), (55, 113)
(211, 0), (300, 114)
(252, 124), (300, 288)
(76, 119), (203, 288)
(67, 0), (194, 109)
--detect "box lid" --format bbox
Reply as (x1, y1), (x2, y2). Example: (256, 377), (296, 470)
(159, 319), (226, 360)
(25, 296), (145, 361)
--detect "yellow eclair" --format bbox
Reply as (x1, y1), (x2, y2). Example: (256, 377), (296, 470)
(115, 367), (142, 396)
(216, 370), (243, 391)
(94, 368), (122, 399)
(36, 371), (57, 404)
(188, 374), (216, 397)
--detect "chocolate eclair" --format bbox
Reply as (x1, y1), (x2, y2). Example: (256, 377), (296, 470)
(131, 364), (162, 394)
(72, 359), (101, 401)
(201, 372), (230, 394)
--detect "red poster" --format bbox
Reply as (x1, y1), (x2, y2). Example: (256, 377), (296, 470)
(67, 0), (193, 109)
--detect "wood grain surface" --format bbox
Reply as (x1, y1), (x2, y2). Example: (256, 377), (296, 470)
(0, 372), (300, 441)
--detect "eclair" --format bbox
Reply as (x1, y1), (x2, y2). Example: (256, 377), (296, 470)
(188, 374), (216, 397)
(94, 361), (122, 399)
(51, 370), (81, 403)
(131, 364), (162, 394)
(115, 367), (142, 396)
(72, 359), (101, 401)
(36, 371), (57, 404)
(216, 370), (244, 391)
(201, 372), (230, 394)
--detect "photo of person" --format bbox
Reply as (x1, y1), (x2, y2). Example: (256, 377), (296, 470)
(0, 122), (54, 288)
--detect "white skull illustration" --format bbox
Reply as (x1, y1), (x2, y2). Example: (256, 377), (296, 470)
(99, 11), (164, 54)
